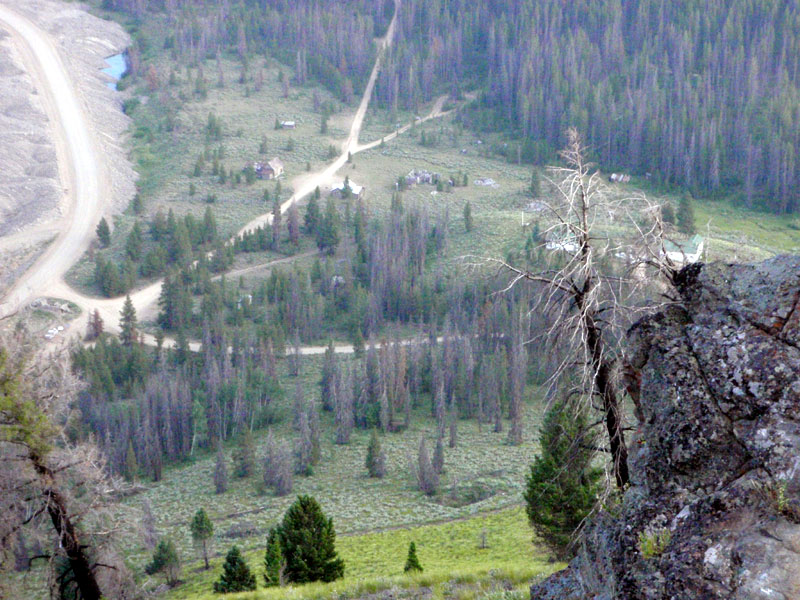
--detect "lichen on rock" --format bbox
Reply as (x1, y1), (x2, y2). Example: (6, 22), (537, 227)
(531, 255), (800, 600)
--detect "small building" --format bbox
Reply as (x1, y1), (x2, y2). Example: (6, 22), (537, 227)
(330, 180), (365, 200)
(280, 121), (296, 129)
(250, 157), (284, 180)
(404, 169), (440, 187)
(545, 228), (579, 254)
(663, 235), (705, 265)
(264, 157), (284, 179)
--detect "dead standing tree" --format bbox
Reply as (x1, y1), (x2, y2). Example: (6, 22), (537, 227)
(490, 129), (673, 489)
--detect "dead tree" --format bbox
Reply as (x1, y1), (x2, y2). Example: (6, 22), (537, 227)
(488, 129), (674, 489)
(0, 341), (130, 599)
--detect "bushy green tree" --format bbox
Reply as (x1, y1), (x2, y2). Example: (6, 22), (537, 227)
(146, 539), (181, 586)
(190, 508), (214, 570)
(403, 542), (423, 573)
(213, 546), (256, 593)
(232, 430), (256, 478)
(96, 217), (111, 247)
(316, 197), (340, 255)
(119, 295), (138, 347)
(278, 495), (344, 584)
(463, 201), (473, 232)
(524, 396), (602, 559)
(304, 193), (321, 234)
(263, 527), (284, 587)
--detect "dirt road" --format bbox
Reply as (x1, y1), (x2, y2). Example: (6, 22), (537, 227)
(0, 4), (107, 319)
(3, 0), (453, 357)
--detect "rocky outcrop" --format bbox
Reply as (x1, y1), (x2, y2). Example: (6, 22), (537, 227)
(531, 255), (800, 600)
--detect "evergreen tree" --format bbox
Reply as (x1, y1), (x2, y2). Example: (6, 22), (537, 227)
(233, 429), (256, 478)
(96, 217), (111, 247)
(304, 193), (321, 235)
(403, 542), (423, 573)
(263, 527), (284, 587)
(316, 197), (340, 255)
(524, 396), (602, 559)
(214, 445), (228, 494)
(278, 495), (345, 584)
(365, 429), (386, 478)
(319, 341), (338, 412)
(190, 508), (214, 570)
(272, 196), (282, 250)
(213, 546), (256, 593)
(677, 196), (696, 235)
(119, 295), (138, 347)
(126, 221), (143, 261)
(463, 202), (473, 232)
(146, 539), (181, 586)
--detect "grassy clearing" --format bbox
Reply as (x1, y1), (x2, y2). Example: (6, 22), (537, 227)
(119, 353), (547, 586)
(165, 507), (560, 600)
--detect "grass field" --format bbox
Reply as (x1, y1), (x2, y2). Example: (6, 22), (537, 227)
(119, 352), (549, 587)
(164, 506), (561, 600)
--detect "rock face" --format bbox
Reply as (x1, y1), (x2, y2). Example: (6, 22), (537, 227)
(531, 256), (800, 600)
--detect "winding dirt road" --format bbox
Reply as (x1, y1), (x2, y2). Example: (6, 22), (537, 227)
(2, 0), (454, 355)
(0, 4), (106, 320)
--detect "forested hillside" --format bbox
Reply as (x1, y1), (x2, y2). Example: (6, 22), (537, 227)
(106, 0), (800, 214)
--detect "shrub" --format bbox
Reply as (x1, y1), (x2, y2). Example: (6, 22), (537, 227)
(637, 528), (671, 559)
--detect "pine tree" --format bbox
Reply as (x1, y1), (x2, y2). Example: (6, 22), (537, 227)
(304, 193), (321, 235)
(272, 196), (282, 249)
(278, 495), (345, 584)
(677, 195), (696, 235)
(119, 295), (138, 347)
(213, 546), (256, 593)
(463, 202), (473, 232)
(126, 221), (143, 261)
(365, 429), (386, 478)
(146, 539), (181, 586)
(263, 527), (284, 587)
(96, 217), (111, 247)
(403, 542), (423, 573)
(233, 429), (256, 478)
(214, 445), (228, 494)
(319, 341), (338, 411)
(524, 396), (602, 559)
(317, 197), (340, 255)
(190, 508), (214, 570)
